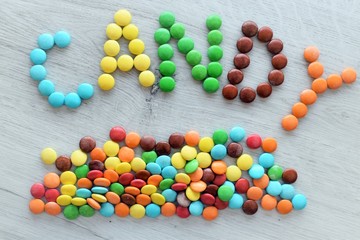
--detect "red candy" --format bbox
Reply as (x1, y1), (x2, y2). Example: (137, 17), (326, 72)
(246, 134), (262, 149)
(235, 178), (250, 194)
(45, 189), (60, 202)
(87, 170), (103, 180)
(30, 183), (45, 199)
(214, 197), (229, 210)
(109, 126), (126, 142)
(118, 173), (134, 185)
(171, 183), (188, 191)
(213, 174), (226, 186)
(130, 179), (146, 188)
(200, 193), (216, 205)
(176, 206), (190, 218)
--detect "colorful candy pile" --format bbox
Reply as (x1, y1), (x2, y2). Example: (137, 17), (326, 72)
(29, 126), (307, 220)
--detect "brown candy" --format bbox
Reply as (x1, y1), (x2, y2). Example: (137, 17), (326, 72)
(256, 82), (273, 98)
(204, 184), (219, 196)
(268, 70), (284, 86)
(226, 142), (243, 158)
(55, 155), (72, 172)
(282, 168), (298, 184)
(236, 37), (253, 53)
(239, 87), (256, 103)
(202, 168), (215, 183)
(79, 136), (96, 153)
(227, 69), (244, 85)
(222, 84), (238, 100)
(257, 26), (273, 42)
(242, 200), (258, 215)
(121, 193), (136, 206)
(88, 160), (104, 171)
(140, 135), (156, 151)
(241, 20), (258, 37)
(168, 133), (185, 149)
(155, 141), (171, 156)
(267, 39), (283, 54)
(272, 53), (287, 69)
(233, 53), (250, 69)
(135, 170), (151, 181)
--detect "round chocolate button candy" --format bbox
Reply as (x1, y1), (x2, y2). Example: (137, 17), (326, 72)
(227, 69), (244, 85)
(267, 39), (283, 54)
(222, 84), (238, 100)
(268, 70), (284, 86)
(241, 21), (258, 37)
(227, 142), (243, 158)
(155, 141), (171, 156)
(202, 168), (215, 183)
(257, 26), (273, 42)
(236, 37), (253, 53)
(168, 133), (185, 148)
(233, 54), (250, 69)
(282, 168), (298, 184)
(140, 136), (156, 151)
(239, 87), (256, 103)
(242, 199), (258, 215)
(272, 53), (288, 69)
(88, 160), (104, 171)
(79, 136), (96, 153)
(256, 82), (272, 98)
(121, 193), (136, 206)
(55, 155), (72, 172)
(204, 184), (219, 196)
(135, 170), (151, 181)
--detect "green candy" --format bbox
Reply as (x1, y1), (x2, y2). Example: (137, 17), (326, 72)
(192, 64), (207, 81)
(186, 50), (202, 66)
(142, 151), (157, 163)
(170, 23), (185, 39)
(159, 77), (176, 92)
(184, 159), (199, 174)
(159, 11), (175, 28)
(206, 14), (222, 30)
(208, 30), (223, 45)
(159, 61), (176, 76)
(218, 185), (234, 201)
(207, 45), (223, 62)
(79, 205), (95, 217)
(212, 129), (228, 144)
(74, 165), (89, 179)
(203, 77), (220, 93)
(110, 183), (124, 195)
(154, 28), (171, 45)
(177, 37), (194, 54)
(268, 165), (283, 180)
(159, 179), (174, 190)
(158, 44), (174, 61)
(207, 62), (223, 78)
(63, 205), (79, 220)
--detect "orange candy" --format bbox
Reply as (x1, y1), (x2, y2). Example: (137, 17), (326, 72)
(190, 181), (207, 193)
(277, 199), (293, 214)
(261, 137), (277, 153)
(211, 160), (227, 174)
(341, 67), (357, 84)
(261, 194), (277, 210)
(253, 174), (269, 189)
(246, 186), (263, 201)
(77, 178), (93, 189)
(104, 169), (119, 183)
(147, 175), (163, 187)
(161, 202), (176, 217)
(292, 102), (308, 118)
(281, 114), (298, 131)
(125, 132), (141, 148)
(93, 177), (111, 187)
(304, 46), (320, 63)
(300, 89), (317, 105)
(311, 78), (327, 94)
(125, 186), (141, 196)
(327, 74), (343, 89)
(90, 147), (106, 162)
(187, 167), (203, 182)
(136, 194), (151, 206)
(43, 172), (60, 189)
(105, 192), (121, 204)
(202, 206), (218, 221)
(118, 146), (135, 162)
(115, 203), (130, 217)
(44, 202), (62, 215)
(29, 199), (45, 214)
(184, 130), (200, 147)
(307, 61), (324, 78)
(87, 198), (101, 210)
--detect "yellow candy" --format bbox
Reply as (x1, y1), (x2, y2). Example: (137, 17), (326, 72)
(198, 137), (214, 152)
(56, 195), (72, 206)
(175, 173), (191, 184)
(106, 23), (122, 40)
(98, 74), (115, 91)
(104, 40), (120, 57)
(117, 54), (133, 72)
(196, 152), (212, 168)
(114, 9), (132, 27)
(186, 187), (200, 201)
(60, 184), (77, 197)
(104, 157), (121, 170)
(237, 154), (253, 170)
(70, 149), (87, 166)
(133, 54), (150, 71)
(151, 193), (165, 205)
(60, 171), (77, 185)
(171, 152), (186, 169)
(100, 56), (117, 73)
(138, 70), (155, 87)
(103, 140), (119, 157)
(130, 157), (146, 172)
(180, 145), (197, 160)
(41, 147), (57, 164)
(71, 197), (87, 206)
(91, 194), (107, 203)
(122, 24), (139, 40)
(141, 185), (157, 195)
(226, 165), (242, 181)
(115, 162), (131, 174)
(128, 39), (145, 55)
(130, 204), (145, 219)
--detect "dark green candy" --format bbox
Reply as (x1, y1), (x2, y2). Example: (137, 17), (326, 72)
(79, 205), (95, 217)
(63, 205), (79, 220)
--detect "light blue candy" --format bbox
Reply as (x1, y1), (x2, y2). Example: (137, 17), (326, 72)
(100, 202), (114, 217)
(223, 181), (235, 192)
(38, 80), (55, 96)
(38, 33), (54, 50)
(292, 194), (307, 210)
(161, 166), (177, 179)
(77, 83), (94, 100)
(189, 201), (203, 216)
(280, 184), (295, 200)
(156, 155), (171, 169)
(76, 188), (91, 198)
(48, 92), (65, 108)
(91, 186), (108, 194)
(229, 126), (246, 142)
(229, 193), (244, 209)
(259, 153), (275, 169)
(210, 144), (227, 160)
(266, 181), (282, 196)
(162, 189), (177, 202)
(145, 203), (161, 218)
(248, 164), (265, 179)
(146, 162), (162, 174)
(64, 92), (81, 109)
(54, 31), (71, 48)
(30, 48), (47, 64)
(30, 65), (47, 81)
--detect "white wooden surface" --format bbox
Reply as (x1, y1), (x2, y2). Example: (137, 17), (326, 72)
(1, 0), (360, 239)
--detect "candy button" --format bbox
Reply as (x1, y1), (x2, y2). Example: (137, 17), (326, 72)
(38, 33), (54, 50)
(159, 11), (175, 28)
(61, 184), (77, 196)
(75, 165), (90, 179)
(170, 152), (186, 169)
(277, 199), (293, 214)
(100, 202), (114, 217)
(177, 37), (194, 54)
(128, 39), (145, 55)
(77, 83), (94, 100)
(92, 193), (107, 203)
(327, 74), (343, 90)
(341, 67), (357, 84)
(103, 40), (120, 57)
(248, 164), (264, 179)
(160, 179), (174, 190)
(110, 183), (125, 195)
(196, 152), (212, 168)
(60, 171), (77, 185)
(217, 185), (234, 201)
(116, 162), (131, 174)
(161, 166), (177, 179)
(104, 157), (121, 170)
(246, 134), (262, 149)
(44, 189), (59, 204)
(79, 205), (95, 217)
(70, 149), (87, 166)
(162, 189), (177, 202)
(30, 183), (45, 199)
(186, 187), (200, 201)
(186, 49), (202, 66)
(41, 147), (57, 164)
(29, 199), (45, 214)
(93, 178), (111, 187)
(189, 201), (204, 216)
(261, 194), (277, 211)
(146, 162), (162, 175)
(56, 195), (72, 206)
(114, 9), (132, 27)
(282, 114), (298, 131)
(63, 205), (79, 220)
(189, 181), (207, 193)
(208, 45), (223, 62)
(117, 54), (133, 72)
(123, 24), (139, 40)
(308, 61), (324, 78)
(206, 14), (222, 30)
(155, 155), (171, 169)
(38, 80), (55, 96)
(235, 178), (250, 194)
(266, 181), (282, 196)
(226, 165), (242, 182)
(258, 153), (275, 169)
(44, 202), (61, 216)
(54, 31), (71, 48)
(158, 44), (174, 61)
(236, 154), (253, 170)
(133, 54), (151, 71)
(65, 92), (81, 109)
(131, 157), (146, 172)
(210, 144), (227, 160)
(100, 56), (117, 73)
(280, 184), (295, 200)
(145, 203), (161, 218)
(170, 23), (185, 39)
(48, 92), (65, 108)
(282, 168), (298, 184)
(30, 48), (47, 64)
(106, 23), (122, 40)
(71, 197), (86, 207)
(311, 78), (327, 94)
(228, 193), (244, 209)
(98, 74), (115, 90)
(151, 193), (165, 205)
(30, 65), (47, 81)
(304, 46), (320, 63)
(208, 30), (223, 46)
(192, 64), (207, 81)
(227, 142), (243, 158)
(76, 188), (91, 198)
(43, 172), (60, 189)
(138, 70), (155, 87)
(141, 185), (157, 195)
(154, 28), (171, 45)
(103, 140), (119, 157)
(180, 145), (197, 160)
(159, 60), (176, 76)
(185, 159), (199, 174)
(300, 89), (317, 105)
(203, 77), (220, 93)
(130, 204), (145, 219)
(292, 194), (307, 210)
(159, 76), (176, 92)
(175, 173), (191, 184)
(106, 192), (120, 205)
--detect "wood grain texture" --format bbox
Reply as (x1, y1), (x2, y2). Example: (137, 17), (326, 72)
(0, 0), (360, 239)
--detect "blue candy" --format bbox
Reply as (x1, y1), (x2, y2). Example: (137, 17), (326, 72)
(258, 153), (275, 168)
(38, 33), (54, 50)
(248, 164), (265, 179)
(38, 80), (55, 96)
(30, 65), (47, 81)
(30, 48), (47, 64)
(292, 194), (307, 210)
(91, 186), (108, 194)
(229, 126), (246, 142)
(229, 193), (244, 209)
(189, 201), (204, 216)
(48, 92), (65, 108)
(100, 202), (114, 217)
(162, 189), (177, 202)
(146, 162), (162, 174)
(210, 144), (227, 160)
(280, 184), (295, 200)
(161, 166), (177, 179)
(77, 83), (94, 100)
(54, 31), (71, 48)
(266, 181), (282, 196)
(64, 92), (81, 109)
(76, 188), (92, 198)
(145, 203), (161, 218)
(156, 155), (171, 169)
